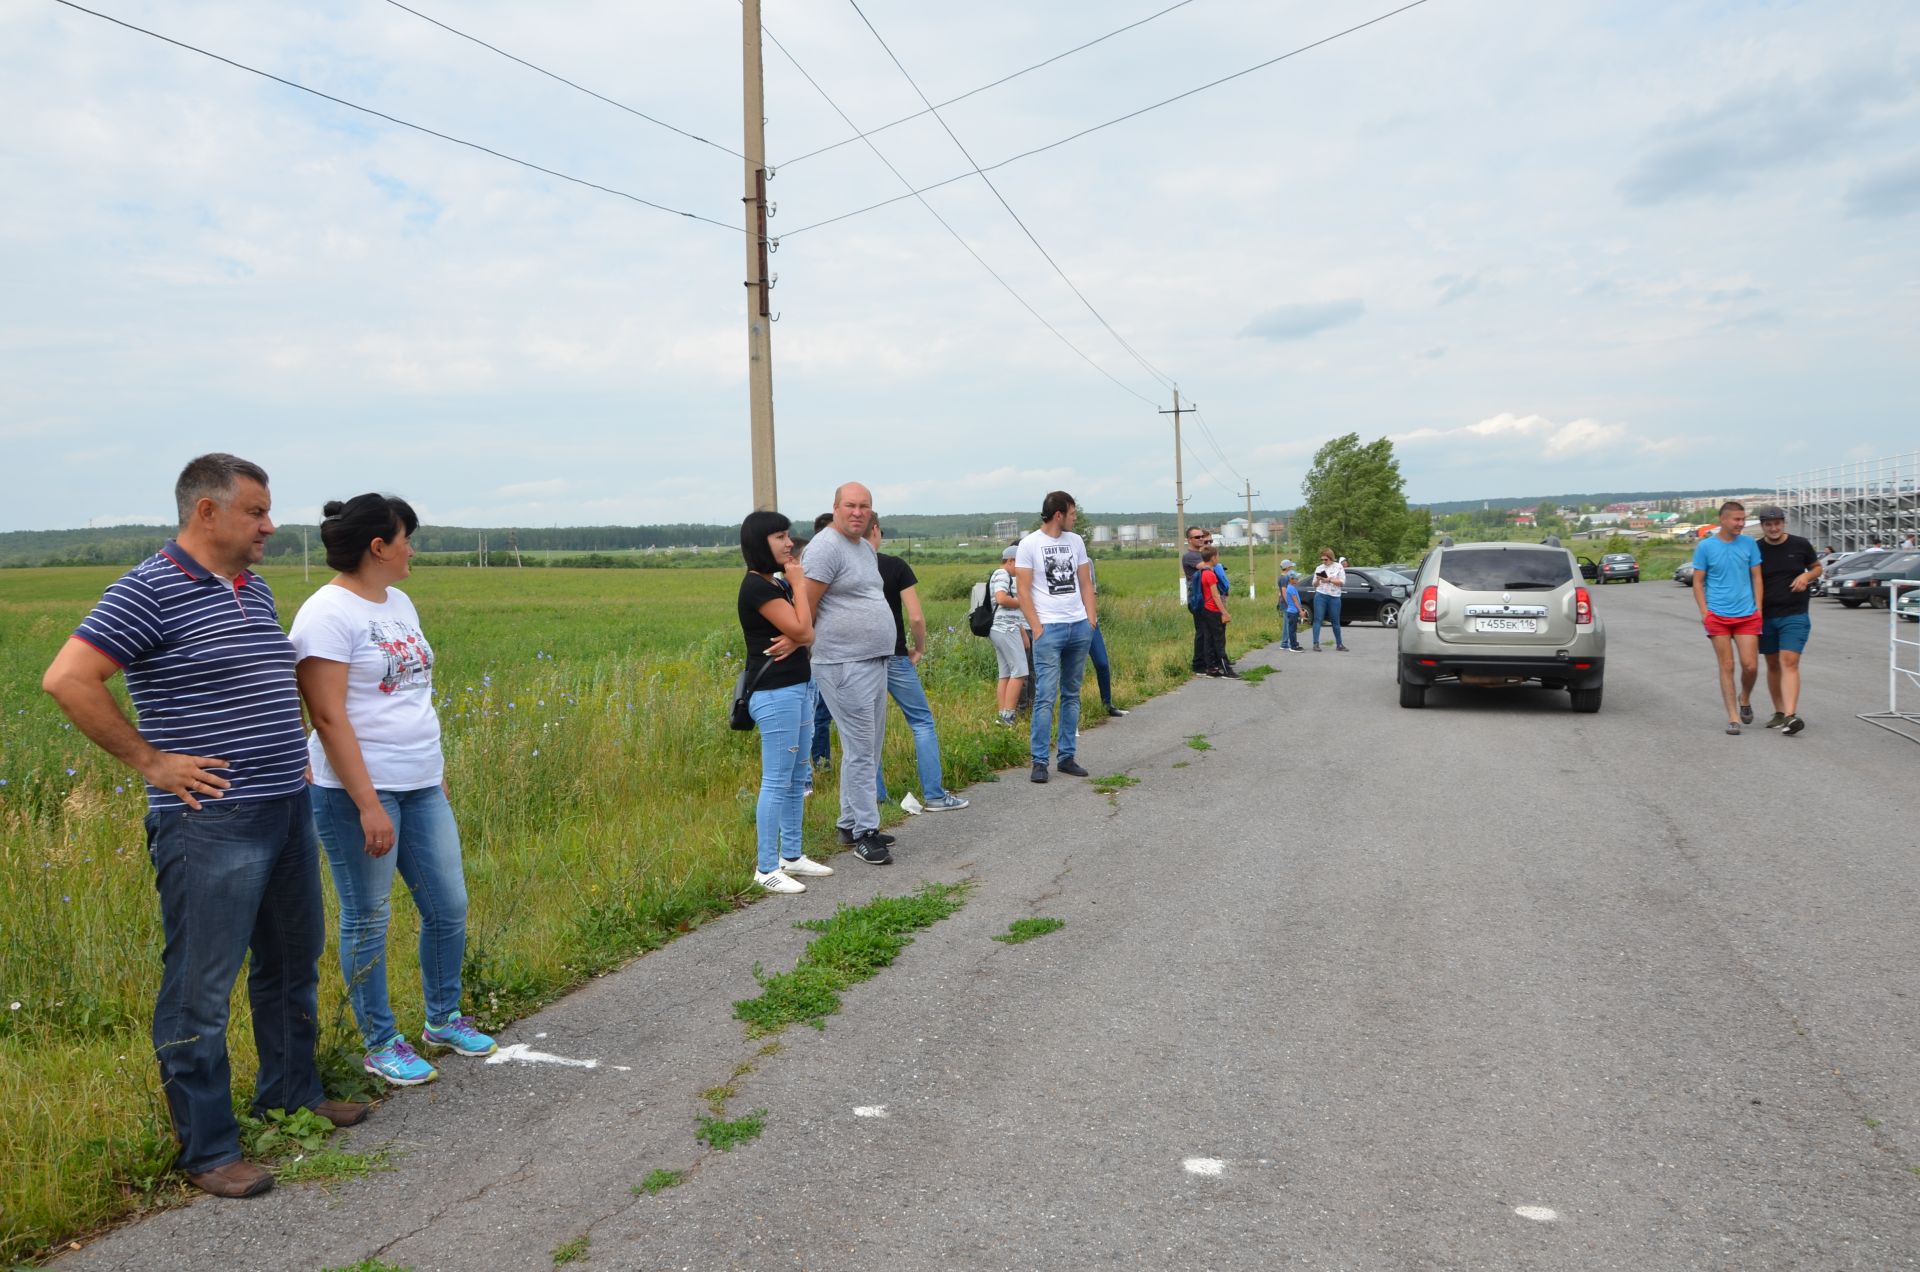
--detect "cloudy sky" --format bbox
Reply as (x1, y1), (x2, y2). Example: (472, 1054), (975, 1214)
(3, 0), (1916, 530)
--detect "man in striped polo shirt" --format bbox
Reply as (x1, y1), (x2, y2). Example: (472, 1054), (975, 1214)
(42, 453), (369, 1198)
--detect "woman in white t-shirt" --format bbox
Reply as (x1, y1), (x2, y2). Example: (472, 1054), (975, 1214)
(289, 494), (494, 1089)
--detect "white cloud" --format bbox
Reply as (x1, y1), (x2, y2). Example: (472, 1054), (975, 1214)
(1393, 413), (1682, 462)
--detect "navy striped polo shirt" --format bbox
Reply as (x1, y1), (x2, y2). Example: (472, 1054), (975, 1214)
(72, 540), (308, 811)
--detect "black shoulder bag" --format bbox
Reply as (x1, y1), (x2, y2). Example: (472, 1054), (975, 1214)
(730, 574), (790, 730)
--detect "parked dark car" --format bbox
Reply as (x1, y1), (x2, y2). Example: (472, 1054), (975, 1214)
(1598, 553), (1640, 583)
(1812, 551), (1863, 597)
(1339, 567), (1414, 626)
(1673, 561), (1695, 586)
(1826, 550), (1920, 608)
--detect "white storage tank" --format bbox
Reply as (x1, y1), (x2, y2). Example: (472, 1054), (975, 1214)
(1135, 523), (1158, 543)
(1091, 524), (1115, 543)
(1117, 525), (1141, 544)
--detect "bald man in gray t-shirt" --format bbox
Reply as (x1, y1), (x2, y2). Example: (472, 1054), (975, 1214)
(800, 483), (895, 863)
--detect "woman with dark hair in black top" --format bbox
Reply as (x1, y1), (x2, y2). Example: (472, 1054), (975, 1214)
(737, 510), (830, 893)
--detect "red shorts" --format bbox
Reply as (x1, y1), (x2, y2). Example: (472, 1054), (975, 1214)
(1702, 611), (1762, 638)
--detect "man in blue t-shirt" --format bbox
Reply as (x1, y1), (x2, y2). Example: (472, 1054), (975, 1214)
(41, 454), (368, 1199)
(1690, 500), (1765, 734)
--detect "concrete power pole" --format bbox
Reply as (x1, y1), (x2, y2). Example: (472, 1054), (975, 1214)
(1160, 387), (1192, 544)
(742, 0), (778, 511)
(1242, 478), (1261, 599)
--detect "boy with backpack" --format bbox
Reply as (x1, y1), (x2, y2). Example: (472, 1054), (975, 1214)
(1194, 546), (1234, 677)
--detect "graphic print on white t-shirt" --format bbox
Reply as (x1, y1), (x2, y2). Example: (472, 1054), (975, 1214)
(368, 618), (432, 694)
(1042, 545), (1078, 595)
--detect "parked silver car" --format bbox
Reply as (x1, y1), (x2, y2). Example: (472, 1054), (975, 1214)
(1396, 542), (1606, 712)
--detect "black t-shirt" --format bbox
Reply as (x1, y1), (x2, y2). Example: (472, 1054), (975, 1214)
(1757, 534), (1820, 615)
(737, 572), (810, 692)
(877, 553), (917, 658)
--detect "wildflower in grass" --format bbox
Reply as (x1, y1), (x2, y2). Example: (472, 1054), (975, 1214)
(114, 785), (124, 794)
(62, 896), (70, 904)
(65, 768), (76, 776)
(9, 1002), (19, 1011)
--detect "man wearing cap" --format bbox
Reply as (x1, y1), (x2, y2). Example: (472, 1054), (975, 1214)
(1180, 527), (1212, 673)
(1691, 500), (1765, 734)
(988, 543), (1030, 726)
(1754, 505), (1820, 735)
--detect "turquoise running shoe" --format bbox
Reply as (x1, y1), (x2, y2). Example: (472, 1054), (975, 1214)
(364, 1035), (438, 1086)
(421, 1012), (497, 1057)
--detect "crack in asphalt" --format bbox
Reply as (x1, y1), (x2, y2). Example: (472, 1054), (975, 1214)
(373, 1152), (536, 1259)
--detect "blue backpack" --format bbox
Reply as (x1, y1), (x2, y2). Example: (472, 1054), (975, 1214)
(1185, 564), (1223, 613)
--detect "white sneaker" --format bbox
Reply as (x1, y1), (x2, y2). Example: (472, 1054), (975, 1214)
(780, 855), (834, 877)
(753, 869), (806, 894)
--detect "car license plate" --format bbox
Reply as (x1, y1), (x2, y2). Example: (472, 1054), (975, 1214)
(1475, 617), (1538, 633)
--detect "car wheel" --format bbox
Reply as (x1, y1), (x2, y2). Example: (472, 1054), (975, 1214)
(1570, 684), (1602, 713)
(1379, 601), (1400, 627)
(1841, 598), (1865, 608)
(1399, 679), (1426, 709)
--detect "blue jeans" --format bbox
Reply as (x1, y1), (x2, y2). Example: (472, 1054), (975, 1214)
(144, 790), (325, 1174)
(1031, 620), (1093, 764)
(1283, 607), (1302, 648)
(1313, 593), (1345, 648)
(312, 783), (470, 1050)
(1088, 625), (1115, 708)
(809, 697), (833, 765)
(748, 680), (814, 873)
(876, 655), (948, 804)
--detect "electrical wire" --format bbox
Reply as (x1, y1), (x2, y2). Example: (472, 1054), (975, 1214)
(382, 0), (746, 161)
(777, 0), (1196, 168)
(51, 0), (744, 233)
(1182, 435), (1242, 503)
(759, 24), (1160, 409)
(843, 0), (1176, 393)
(784, 0), (1434, 238)
(1190, 408), (1246, 485)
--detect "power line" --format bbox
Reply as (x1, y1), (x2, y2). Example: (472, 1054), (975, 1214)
(759, 23), (1159, 409)
(778, 0), (1196, 169)
(51, 0), (744, 234)
(784, 0), (1435, 238)
(382, 0), (745, 161)
(1191, 408), (1246, 485)
(843, 0), (1176, 392)
(1182, 435), (1242, 503)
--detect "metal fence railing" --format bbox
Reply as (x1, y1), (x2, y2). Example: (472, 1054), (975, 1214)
(1858, 579), (1920, 745)
(1777, 451), (1920, 553)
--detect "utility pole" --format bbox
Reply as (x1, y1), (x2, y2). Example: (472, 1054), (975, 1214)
(742, 0), (778, 511)
(1160, 386), (1192, 543)
(1242, 479), (1261, 599)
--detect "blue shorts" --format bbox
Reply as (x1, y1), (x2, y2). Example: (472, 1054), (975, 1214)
(1759, 613), (1811, 655)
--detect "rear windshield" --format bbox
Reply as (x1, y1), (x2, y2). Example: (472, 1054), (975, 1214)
(1603, 554), (1635, 562)
(1872, 552), (1920, 574)
(1438, 548), (1572, 591)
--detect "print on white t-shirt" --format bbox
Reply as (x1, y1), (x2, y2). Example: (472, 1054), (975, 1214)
(1015, 529), (1090, 625)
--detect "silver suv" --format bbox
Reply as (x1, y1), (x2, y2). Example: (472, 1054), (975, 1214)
(1396, 542), (1606, 712)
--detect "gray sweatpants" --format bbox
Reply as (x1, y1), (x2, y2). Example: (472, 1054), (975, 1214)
(812, 657), (890, 836)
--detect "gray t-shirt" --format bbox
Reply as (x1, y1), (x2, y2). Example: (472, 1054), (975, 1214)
(801, 528), (894, 664)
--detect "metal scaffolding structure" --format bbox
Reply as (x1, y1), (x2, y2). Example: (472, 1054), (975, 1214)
(1777, 451), (1920, 551)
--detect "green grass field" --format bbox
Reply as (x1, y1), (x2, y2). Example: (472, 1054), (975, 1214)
(0, 556), (1288, 1262)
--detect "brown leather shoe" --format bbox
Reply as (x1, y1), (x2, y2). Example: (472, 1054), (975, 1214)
(186, 1160), (274, 1198)
(312, 1100), (370, 1128)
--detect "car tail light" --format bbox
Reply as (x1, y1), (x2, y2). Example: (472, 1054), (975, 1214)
(1419, 585), (1438, 623)
(1574, 587), (1593, 625)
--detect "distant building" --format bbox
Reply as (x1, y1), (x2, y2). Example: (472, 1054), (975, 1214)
(991, 517), (1020, 540)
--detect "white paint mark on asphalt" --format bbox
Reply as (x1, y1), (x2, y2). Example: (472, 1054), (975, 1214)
(535, 1032), (547, 1039)
(1183, 1157), (1226, 1177)
(485, 1043), (599, 1069)
(614, 1065), (632, 1071)
(1514, 1206), (1558, 1222)
(854, 1105), (888, 1118)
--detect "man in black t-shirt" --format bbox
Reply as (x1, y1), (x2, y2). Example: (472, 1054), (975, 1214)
(1754, 505), (1821, 735)
(863, 515), (968, 812)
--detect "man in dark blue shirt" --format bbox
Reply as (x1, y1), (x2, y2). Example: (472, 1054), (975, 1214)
(42, 454), (368, 1198)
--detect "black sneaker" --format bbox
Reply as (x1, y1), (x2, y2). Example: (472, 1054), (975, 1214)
(852, 833), (893, 864)
(1222, 667), (1241, 679)
(1783, 713), (1805, 736)
(1030, 763), (1049, 784)
(1056, 758), (1089, 777)
(1738, 703), (1754, 725)
(836, 827), (895, 847)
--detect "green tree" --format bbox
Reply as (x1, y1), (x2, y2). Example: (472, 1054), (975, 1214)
(1604, 533), (1631, 555)
(1290, 434), (1424, 563)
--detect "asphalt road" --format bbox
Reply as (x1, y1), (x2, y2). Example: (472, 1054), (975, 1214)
(63, 582), (1920, 1271)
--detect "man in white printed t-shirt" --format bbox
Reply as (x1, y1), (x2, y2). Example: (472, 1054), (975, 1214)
(1014, 490), (1098, 784)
